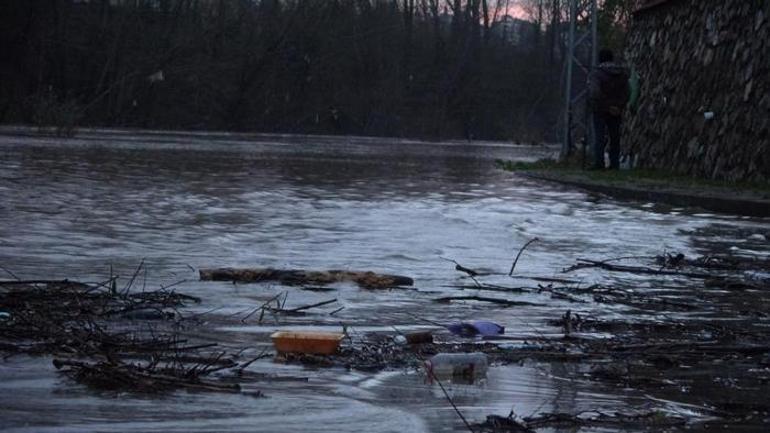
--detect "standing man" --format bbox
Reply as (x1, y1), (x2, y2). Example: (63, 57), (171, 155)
(589, 49), (630, 170)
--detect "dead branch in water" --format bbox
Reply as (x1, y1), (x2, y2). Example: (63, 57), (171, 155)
(448, 284), (529, 294)
(563, 258), (716, 279)
(433, 296), (537, 307)
(0, 279), (262, 395)
(52, 358), (247, 394)
(266, 298), (338, 315)
(509, 238), (539, 276)
(440, 257), (482, 277)
(522, 409), (687, 429)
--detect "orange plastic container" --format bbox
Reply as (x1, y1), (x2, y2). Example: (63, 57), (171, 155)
(270, 331), (344, 355)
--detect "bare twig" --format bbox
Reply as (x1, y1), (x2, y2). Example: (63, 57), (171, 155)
(509, 238), (539, 276)
(0, 265), (20, 281)
(440, 257), (480, 277)
(242, 292), (285, 323)
(235, 349), (271, 372)
(286, 298), (337, 313)
(123, 259), (144, 295)
(434, 296), (536, 307)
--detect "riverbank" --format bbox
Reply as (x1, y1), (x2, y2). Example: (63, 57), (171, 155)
(497, 160), (770, 218)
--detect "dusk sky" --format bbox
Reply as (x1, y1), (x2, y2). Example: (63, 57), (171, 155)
(504, 2), (528, 19)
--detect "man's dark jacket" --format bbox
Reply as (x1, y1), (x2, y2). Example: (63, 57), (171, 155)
(589, 62), (630, 115)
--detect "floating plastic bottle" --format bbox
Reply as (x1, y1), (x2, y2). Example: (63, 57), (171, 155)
(425, 353), (488, 380)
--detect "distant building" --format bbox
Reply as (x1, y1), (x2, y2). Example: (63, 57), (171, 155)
(491, 16), (538, 48)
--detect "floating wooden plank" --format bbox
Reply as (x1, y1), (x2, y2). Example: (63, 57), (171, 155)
(199, 268), (413, 289)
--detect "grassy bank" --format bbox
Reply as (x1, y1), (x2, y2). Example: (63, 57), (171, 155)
(496, 158), (770, 196)
(496, 158), (770, 216)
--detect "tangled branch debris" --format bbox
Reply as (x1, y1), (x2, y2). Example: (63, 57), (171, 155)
(0, 279), (259, 395)
(470, 250), (770, 430)
(473, 410), (687, 432)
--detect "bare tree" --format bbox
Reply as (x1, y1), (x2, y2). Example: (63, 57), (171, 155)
(1, 0), (606, 141)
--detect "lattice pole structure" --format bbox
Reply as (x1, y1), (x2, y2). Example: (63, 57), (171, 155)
(561, 0), (598, 160)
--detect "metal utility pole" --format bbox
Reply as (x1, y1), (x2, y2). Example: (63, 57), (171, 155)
(561, 0), (598, 160)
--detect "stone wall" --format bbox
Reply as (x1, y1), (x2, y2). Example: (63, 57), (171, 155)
(623, 0), (769, 182)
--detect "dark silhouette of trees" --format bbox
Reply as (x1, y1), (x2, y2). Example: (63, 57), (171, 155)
(0, 0), (569, 141)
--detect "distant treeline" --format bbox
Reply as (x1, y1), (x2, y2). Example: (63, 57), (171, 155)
(0, 0), (596, 140)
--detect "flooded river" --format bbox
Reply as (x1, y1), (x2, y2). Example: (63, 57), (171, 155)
(0, 128), (769, 432)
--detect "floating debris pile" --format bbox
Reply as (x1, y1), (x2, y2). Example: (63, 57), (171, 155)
(0, 279), (262, 395)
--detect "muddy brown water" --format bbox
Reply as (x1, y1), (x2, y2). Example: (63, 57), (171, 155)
(0, 127), (769, 432)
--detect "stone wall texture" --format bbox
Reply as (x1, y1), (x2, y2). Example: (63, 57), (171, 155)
(624, 0), (769, 182)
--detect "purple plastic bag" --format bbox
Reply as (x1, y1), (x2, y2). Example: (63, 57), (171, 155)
(447, 320), (505, 337)
(470, 320), (505, 336)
